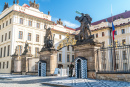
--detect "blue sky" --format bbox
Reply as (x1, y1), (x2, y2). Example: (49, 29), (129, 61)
(0, 0), (130, 29)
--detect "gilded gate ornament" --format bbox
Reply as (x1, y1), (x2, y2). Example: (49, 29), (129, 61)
(57, 33), (77, 50)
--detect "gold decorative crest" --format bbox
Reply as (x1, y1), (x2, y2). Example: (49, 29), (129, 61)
(57, 33), (77, 50)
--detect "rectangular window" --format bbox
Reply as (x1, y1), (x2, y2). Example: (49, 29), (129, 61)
(3, 23), (4, 28)
(72, 46), (74, 51)
(3, 62), (5, 69)
(116, 63), (119, 69)
(115, 31), (117, 35)
(59, 54), (62, 62)
(7, 45), (10, 56)
(6, 21), (8, 26)
(4, 46), (6, 57)
(72, 55), (74, 62)
(28, 33), (31, 41)
(123, 51), (127, 60)
(122, 39), (126, 45)
(59, 35), (61, 39)
(7, 61), (9, 68)
(5, 33), (7, 41)
(35, 48), (39, 57)
(36, 34), (39, 42)
(1, 48), (3, 58)
(37, 23), (40, 28)
(19, 31), (23, 39)
(1, 35), (3, 42)
(121, 29), (125, 34)
(0, 25), (1, 30)
(9, 31), (11, 39)
(123, 63), (128, 71)
(96, 33), (98, 38)
(103, 64), (106, 70)
(20, 18), (23, 24)
(10, 18), (12, 24)
(102, 32), (105, 37)
(67, 46), (69, 51)
(28, 20), (32, 26)
(18, 45), (22, 55)
(67, 54), (70, 62)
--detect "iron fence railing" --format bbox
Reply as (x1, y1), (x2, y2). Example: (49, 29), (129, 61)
(96, 45), (130, 73)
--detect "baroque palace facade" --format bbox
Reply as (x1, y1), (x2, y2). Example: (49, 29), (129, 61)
(0, 1), (75, 73)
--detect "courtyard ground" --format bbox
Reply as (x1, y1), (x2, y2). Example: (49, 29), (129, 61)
(0, 74), (130, 87)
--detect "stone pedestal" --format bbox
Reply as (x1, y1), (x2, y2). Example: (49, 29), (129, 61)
(74, 42), (101, 79)
(11, 55), (18, 73)
(39, 49), (57, 76)
(21, 53), (33, 75)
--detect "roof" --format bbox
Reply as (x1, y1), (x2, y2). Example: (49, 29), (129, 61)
(92, 10), (130, 25)
(76, 11), (130, 31)
(22, 4), (30, 8)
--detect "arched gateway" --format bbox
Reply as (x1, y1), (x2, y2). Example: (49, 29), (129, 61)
(75, 57), (87, 79)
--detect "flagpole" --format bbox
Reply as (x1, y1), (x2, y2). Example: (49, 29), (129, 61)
(111, 4), (116, 71)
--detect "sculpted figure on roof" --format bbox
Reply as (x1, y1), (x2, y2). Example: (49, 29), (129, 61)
(57, 19), (63, 25)
(29, 0), (39, 9)
(3, 2), (9, 11)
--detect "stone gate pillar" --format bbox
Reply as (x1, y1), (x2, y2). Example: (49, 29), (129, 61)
(39, 49), (57, 76)
(11, 55), (18, 73)
(74, 43), (101, 79)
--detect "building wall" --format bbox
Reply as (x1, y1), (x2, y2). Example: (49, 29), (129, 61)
(0, 3), (75, 73)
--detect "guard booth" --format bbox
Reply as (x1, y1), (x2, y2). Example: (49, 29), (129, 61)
(75, 57), (87, 79)
(38, 60), (46, 77)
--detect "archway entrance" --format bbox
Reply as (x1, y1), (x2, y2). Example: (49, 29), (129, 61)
(75, 57), (87, 79)
(38, 60), (46, 77)
(77, 59), (81, 78)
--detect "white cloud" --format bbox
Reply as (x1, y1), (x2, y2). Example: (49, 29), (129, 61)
(52, 17), (79, 29)
(62, 20), (79, 29)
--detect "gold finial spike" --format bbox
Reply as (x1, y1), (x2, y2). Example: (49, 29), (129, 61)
(124, 42), (126, 45)
(120, 42), (122, 46)
(115, 40), (118, 48)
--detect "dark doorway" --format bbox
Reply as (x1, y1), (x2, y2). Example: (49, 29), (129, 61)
(58, 64), (63, 68)
(77, 59), (81, 78)
(39, 63), (41, 76)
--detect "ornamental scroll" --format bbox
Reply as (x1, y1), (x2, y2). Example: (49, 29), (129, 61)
(57, 33), (77, 50)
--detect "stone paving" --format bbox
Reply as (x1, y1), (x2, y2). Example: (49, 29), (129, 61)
(44, 77), (130, 87)
(0, 74), (130, 87)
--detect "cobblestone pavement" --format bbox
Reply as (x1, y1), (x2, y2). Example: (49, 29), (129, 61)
(44, 77), (130, 87)
(0, 74), (130, 87)
(0, 74), (67, 87)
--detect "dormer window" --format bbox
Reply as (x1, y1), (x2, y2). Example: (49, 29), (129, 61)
(121, 29), (125, 34)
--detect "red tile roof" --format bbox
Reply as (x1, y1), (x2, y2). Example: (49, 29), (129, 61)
(23, 4), (30, 8)
(76, 11), (130, 31)
(92, 11), (130, 25)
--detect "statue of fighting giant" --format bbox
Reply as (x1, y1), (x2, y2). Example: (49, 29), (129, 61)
(41, 27), (55, 52)
(75, 11), (93, 42)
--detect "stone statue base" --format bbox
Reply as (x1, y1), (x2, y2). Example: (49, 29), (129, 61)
(39, 48), (57, 76)
(74, 42), (101, 79)
(21, 53), (33, 75)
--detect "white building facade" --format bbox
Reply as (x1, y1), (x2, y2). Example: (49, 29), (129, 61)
(0, 1), (75, 73)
